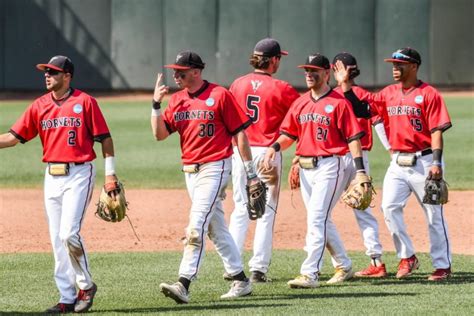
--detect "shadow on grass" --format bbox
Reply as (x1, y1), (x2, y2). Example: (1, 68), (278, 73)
(247, 291), (418, 301)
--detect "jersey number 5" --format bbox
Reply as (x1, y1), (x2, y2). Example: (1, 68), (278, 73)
(246, 95), (260, 123)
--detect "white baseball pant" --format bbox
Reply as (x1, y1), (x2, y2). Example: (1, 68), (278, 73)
(382, 152), (451, 269)
(179, 158), (244, 280)
(44, 162), (95, 304)
(299, 156), (350, 279)
(229, 146), (282, 274)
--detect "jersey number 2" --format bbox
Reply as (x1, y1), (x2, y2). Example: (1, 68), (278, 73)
(67, 130), (76, 146)
(246, 95), (260, 123)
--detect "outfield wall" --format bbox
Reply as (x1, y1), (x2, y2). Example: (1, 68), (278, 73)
(0, 0), (472, 90)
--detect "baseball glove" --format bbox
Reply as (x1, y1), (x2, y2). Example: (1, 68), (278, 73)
(246, 180), (267, 220)
(422, 178), (448, 205)
(342, 172), (375, 210)
(96, 181), (128, 222)
(288, 163), (300, 190)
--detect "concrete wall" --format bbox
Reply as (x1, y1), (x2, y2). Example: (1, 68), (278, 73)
(0, 0), (472, 90)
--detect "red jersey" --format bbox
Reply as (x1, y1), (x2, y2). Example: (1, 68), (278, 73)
(280, 89), (364, 157)
(229, 72), (300, 147)
(334, 85), (375, 151)
(163, 81), (251, 164)
(372, 82), (452, 152)
(10, 89), (110, 162)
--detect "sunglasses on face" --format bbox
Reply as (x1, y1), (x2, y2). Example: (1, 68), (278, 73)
(174, 71), (188, 79)
(45, 68), (63, 76)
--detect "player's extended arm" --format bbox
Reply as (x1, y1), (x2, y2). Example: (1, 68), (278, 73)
(100, 136), (118, 186)
(264, 134), (294, 170)
(429, 130), (443, 180)
(151, 73), (170, 141)
(348, 139), (367, 174)
(374, 122), (391, 151)
(0, 132), (20, 149)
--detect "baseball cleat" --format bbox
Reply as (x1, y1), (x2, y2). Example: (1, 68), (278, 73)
(250, 271), (272, 283)
(223, 272), (233, 281)
(428, 268), (452, 281)
(45, 302), (75, 314)
(355, 263), (388, 278)
(74, 282), (97, 313)
(287, 275), (319, 289)
(396, 255), (420, 279)
(327, 267), (354, 284)
(160, 282), (189, 304)
(220, 279), (252, 299)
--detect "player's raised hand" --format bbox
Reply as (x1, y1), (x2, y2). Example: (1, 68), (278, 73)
(153, 73), (169, 103)
(333, 60), (352, 84)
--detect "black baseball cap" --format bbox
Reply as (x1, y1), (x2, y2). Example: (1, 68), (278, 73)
(384, 47), (421, 65)
(253, 38), (288, 57)
(333, 52), (360, 79)
(165, 51), (205, 70)
(298, 53), (331, 70)
(36, 55), (74, 76)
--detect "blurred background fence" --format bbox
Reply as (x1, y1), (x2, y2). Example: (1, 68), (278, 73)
(0, 0), (472, 90)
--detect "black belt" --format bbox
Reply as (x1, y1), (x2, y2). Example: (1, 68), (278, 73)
(301, 155), (334, 160)
(49, 162), (86, 165)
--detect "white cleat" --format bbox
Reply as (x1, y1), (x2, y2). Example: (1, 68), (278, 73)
(287, 275), (319, 289)
(327, 268), (354, 284)
(160, 282), (189, 304)
(220, 280), (252, 299)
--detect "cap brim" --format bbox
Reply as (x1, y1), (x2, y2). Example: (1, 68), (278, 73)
(383, 58), (411, 64)
(36, 63), (64, 72)
(281, 50), (288, 56)
(164, 64), (192, 70)
(297, 65), (326, 70)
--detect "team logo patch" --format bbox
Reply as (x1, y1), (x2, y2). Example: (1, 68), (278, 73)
(73, 104), (83, 114)
(251, 80), (262, 92)
(415, 95), (423, 104)
(324, 104), (334, 113)
(205, 98), (215, 107)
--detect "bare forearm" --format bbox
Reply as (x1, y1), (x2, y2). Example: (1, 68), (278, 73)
(151, 115), (169, 141)
(0, 132), (20, 149)
(101, 137), (115, 158)
(234, 131), (252, 161)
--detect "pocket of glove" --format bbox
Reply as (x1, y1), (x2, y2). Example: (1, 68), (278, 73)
(422, 178), (448, 205)
(96, 181), (128, 222)
(246, 181), (267, 220)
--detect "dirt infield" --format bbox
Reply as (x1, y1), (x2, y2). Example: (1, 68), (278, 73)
(0, 189), (472, 255)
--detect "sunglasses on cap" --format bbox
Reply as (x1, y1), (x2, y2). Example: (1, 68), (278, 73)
(44, 68), (63, 76)
(391, 52), (420, 64)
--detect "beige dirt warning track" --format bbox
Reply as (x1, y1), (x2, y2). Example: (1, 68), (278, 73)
(0, 189), (472, 255)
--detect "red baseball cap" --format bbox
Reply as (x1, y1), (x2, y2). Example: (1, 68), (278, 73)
(36, 55), (74, 75)
(165, 51), (205, 70)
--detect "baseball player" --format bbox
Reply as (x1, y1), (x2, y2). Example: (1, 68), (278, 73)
(151, 51), (258, 303)
(0, 56), (117, 313)
(335, 47), (452, 281)
(263, 53), (368, 288)
(331, 52), (389, 278)
(227, 38), (300, 283)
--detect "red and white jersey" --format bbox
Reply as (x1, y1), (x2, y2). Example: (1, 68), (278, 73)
(229, 72), (300, 147)
(371, 82), (452, 152)
(334, 85), (376, 151)
(10, 89), (110, 162)
(163, 81), (251, 164)
(280, 89), (363, 157)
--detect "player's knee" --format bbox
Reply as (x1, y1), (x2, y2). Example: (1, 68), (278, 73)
(60, 233), (83, 256)
(185, 228), (202, 247)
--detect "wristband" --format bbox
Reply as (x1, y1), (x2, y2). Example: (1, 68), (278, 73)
(271, 142), (281, 152)
(354, 157), (365, 172)
(151, 108), (162, 117)
(243, 160), (257, 180)
(432, 149), (442, 162)
(432, 160), (442, 167)
(152, 100), (161, 110)
(105, 156), (116, 176)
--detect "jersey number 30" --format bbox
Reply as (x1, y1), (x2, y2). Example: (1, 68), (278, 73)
(246, 95), (260, 123)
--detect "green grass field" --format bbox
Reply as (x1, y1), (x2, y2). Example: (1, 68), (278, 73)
(1, 250), (473, 315)
(0, 96), (473, 189)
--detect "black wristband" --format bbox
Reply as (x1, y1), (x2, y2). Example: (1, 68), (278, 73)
(152, 100), (161, 110)
(432, 149), (442, 162)
(354, 157), (365, 171)
(271, 142), (281, 152)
